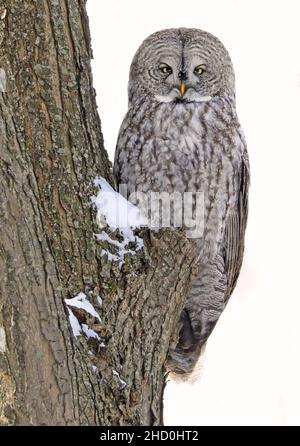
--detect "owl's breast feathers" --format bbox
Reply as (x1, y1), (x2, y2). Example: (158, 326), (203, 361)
(114, 97), (247, 253)
(115, 97), (243, 186)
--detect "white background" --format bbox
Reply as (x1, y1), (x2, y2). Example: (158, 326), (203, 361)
(87, 0), (300, 425)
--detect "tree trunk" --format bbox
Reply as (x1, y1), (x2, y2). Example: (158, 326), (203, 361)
(0, 0), (197, 426)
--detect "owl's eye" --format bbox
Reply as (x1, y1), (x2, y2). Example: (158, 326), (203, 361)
(159, 64), (173, 75)
(194, 65), (205, 76)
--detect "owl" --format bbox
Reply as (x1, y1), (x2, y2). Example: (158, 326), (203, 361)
(113, 28), (249, 380)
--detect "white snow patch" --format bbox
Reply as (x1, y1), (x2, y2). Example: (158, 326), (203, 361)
(92, 177), (147, 229)
(67, 308), (82, 337)
(100, 250), (122, 263)
(65, 292), (101, 322)
(91, 177), (146, 266)
(81, 323), (100, 340)
(91, 365), (98, 374)
(112, 369), (127, 389)
(65, 293), (103, 343)
(96, 229), (142, 266)
(97, 295), (103, 307)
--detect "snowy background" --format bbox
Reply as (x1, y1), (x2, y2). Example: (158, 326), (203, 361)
(87, 0), (300, 425)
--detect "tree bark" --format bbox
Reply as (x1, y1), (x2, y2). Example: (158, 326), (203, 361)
(0, 0), (197, 425)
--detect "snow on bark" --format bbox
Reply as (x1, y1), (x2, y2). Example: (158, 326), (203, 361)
(91, 177), (146, 266)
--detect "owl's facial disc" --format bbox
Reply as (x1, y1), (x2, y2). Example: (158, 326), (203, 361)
(128, 28), (235, 106)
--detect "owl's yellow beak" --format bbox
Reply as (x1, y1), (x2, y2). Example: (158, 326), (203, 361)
(180, 80), (186, 97)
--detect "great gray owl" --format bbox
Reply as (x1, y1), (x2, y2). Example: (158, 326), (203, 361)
(113, 28), (249, 380)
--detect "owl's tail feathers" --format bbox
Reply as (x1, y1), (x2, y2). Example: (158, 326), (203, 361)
(166, 342), (207, 383)
(165, 310), (207, 383)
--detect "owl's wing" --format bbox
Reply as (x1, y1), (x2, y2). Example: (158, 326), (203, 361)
(223, 135), (250, 303)
(113, 135), (122, 186)
(113, 111), (132, 187)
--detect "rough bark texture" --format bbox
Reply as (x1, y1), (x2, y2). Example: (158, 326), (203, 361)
(0, 0), (197, 425)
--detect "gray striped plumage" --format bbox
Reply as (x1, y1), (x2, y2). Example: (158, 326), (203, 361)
(114, 28), (249, 380)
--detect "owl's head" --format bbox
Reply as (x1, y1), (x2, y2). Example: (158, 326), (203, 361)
(128, 28), (235, 106)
